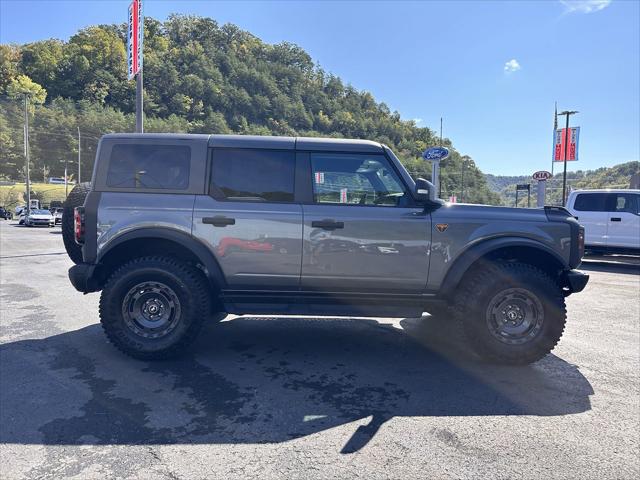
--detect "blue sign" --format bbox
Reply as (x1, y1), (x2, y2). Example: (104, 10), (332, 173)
(422, 147), (450, 162)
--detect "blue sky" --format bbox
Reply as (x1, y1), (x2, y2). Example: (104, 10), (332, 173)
(1, 0), (638, 175)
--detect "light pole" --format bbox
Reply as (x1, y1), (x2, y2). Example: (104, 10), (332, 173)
(23, 94), (31, 210)
(558, 110), (578, 206)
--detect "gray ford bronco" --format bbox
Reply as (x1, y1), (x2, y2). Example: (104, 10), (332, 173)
(65, 133), (588, 364)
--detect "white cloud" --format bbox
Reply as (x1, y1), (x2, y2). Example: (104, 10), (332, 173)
(559, 0), (612, 14)
(504, 59), (521, 73)
(413, 118), (423, 124)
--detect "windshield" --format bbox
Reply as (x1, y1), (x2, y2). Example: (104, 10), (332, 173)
(31, 209), (51, 215)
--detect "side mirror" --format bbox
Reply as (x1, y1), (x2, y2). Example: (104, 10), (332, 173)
(415, 178), (435, 203)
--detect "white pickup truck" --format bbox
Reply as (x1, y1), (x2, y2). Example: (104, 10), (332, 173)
(566, 189), (640, 254)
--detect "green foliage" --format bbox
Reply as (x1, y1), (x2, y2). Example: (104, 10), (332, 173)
(0, 14), (501, 203)
(6, 74), (47, 103)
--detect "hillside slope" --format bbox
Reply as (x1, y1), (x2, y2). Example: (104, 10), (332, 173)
(0, 15), (500, 204)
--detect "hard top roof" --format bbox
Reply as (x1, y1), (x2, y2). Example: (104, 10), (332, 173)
(101, 133), (384, 153)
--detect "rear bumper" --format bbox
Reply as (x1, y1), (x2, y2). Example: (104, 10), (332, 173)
(68, 263), (101, 293)
(562, 269), (589, 295)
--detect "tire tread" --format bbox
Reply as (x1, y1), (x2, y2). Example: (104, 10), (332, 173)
(452, 261), (566, 365)
(99, 255), (211, 360)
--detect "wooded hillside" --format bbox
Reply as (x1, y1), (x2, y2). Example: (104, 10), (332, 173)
(487, 161), (639, 206)
(0, 14), (500, 205)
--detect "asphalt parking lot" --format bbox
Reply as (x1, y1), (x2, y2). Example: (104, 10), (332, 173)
(0, 220), (638, 480)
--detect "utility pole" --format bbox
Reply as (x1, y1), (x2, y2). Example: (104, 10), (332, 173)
(460, 157), (467, 203)
(551, 102), (557, 176)
(558, 110), (578, 206)
(65, 155), (68, 197)
(77, 126), (81, 183)
(23, 94), (31, 210)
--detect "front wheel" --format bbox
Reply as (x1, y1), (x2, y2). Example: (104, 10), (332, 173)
(454, 262), (566, 365)
(99, 256), (213, 360)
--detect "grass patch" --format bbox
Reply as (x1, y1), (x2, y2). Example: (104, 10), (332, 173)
(0, 183), (71, 208)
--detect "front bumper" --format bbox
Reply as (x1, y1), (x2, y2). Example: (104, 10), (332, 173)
(68, 263), (101, 293)
(562, 269), (589, 295)
(28, 220), (54, 226)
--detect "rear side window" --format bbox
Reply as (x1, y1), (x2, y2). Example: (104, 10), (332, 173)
(210, 149), (295, 202)
(107, 144), (191, 190)
(613, 193), (639, 214)
(573, 193), (608, 212)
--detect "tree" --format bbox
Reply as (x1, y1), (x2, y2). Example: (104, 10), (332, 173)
(6, 74), (47, 103)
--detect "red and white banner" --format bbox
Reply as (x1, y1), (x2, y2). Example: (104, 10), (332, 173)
(127, 0), (143, 80)
(340, 188), (348, 203)
(314, 172), (325, 184)
(553, 127), (580, 162)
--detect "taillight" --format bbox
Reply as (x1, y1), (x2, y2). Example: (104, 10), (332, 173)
(74, 207), (85, 244)
(577, 227), (585, 259)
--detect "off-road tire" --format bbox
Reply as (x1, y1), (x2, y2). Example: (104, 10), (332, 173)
(99, 256), (212, 360)
(62, 182), (91, 264)
(453, 262), (566, 365)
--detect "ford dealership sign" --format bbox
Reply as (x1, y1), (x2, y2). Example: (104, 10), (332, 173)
(422, 147), (450, 162)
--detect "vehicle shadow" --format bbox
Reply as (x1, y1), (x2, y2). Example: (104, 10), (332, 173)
(0, 316), (593, 453)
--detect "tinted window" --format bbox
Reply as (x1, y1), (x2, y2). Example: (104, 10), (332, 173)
(211, 149), (295, 202)
(310, 153), (407, 206)
(107, 144), (191, 189)
(573, 193), (608, 212)
(613, 193), (639, 214)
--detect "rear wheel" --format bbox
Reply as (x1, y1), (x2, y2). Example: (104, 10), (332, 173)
(99, 256), (213, 360)
(454, 262), (566, 365)
(62, 182), (91, 264)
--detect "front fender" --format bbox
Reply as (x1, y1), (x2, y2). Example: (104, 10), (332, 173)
(438, 236), (569, 298)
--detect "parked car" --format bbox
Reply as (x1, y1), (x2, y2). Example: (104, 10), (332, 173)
(566, 189), (639, 254)
(0, 206), (12, 220)
(50, 207), (64, 225)
(64, 133), (588, 364)
(24, 209), (55, 227)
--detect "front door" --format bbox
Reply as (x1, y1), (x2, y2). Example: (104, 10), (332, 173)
(606, 192), (640, 249)
(193, 148), (302, 289)
(301, 152), (431, 293)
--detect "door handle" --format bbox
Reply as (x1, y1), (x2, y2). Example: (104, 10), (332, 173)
(203, 216), (235, 227)
(311, 219), (344, 230)
(610, 217), (622, 222)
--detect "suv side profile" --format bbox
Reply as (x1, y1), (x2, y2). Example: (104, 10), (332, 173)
(566, 189), (640, 254)
(66, 134), (588, 365)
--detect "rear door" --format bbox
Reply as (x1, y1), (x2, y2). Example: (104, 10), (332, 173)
(606, 192), (640, 249)
(193, 148), (302, 289)
(571, 192), (609, 247)
(300, 152), (430, 293)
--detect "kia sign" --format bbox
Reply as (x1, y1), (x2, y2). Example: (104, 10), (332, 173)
(422, 147), (449, 162)
(127, 0), (143, 80)
(532, 171), (553, 181)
